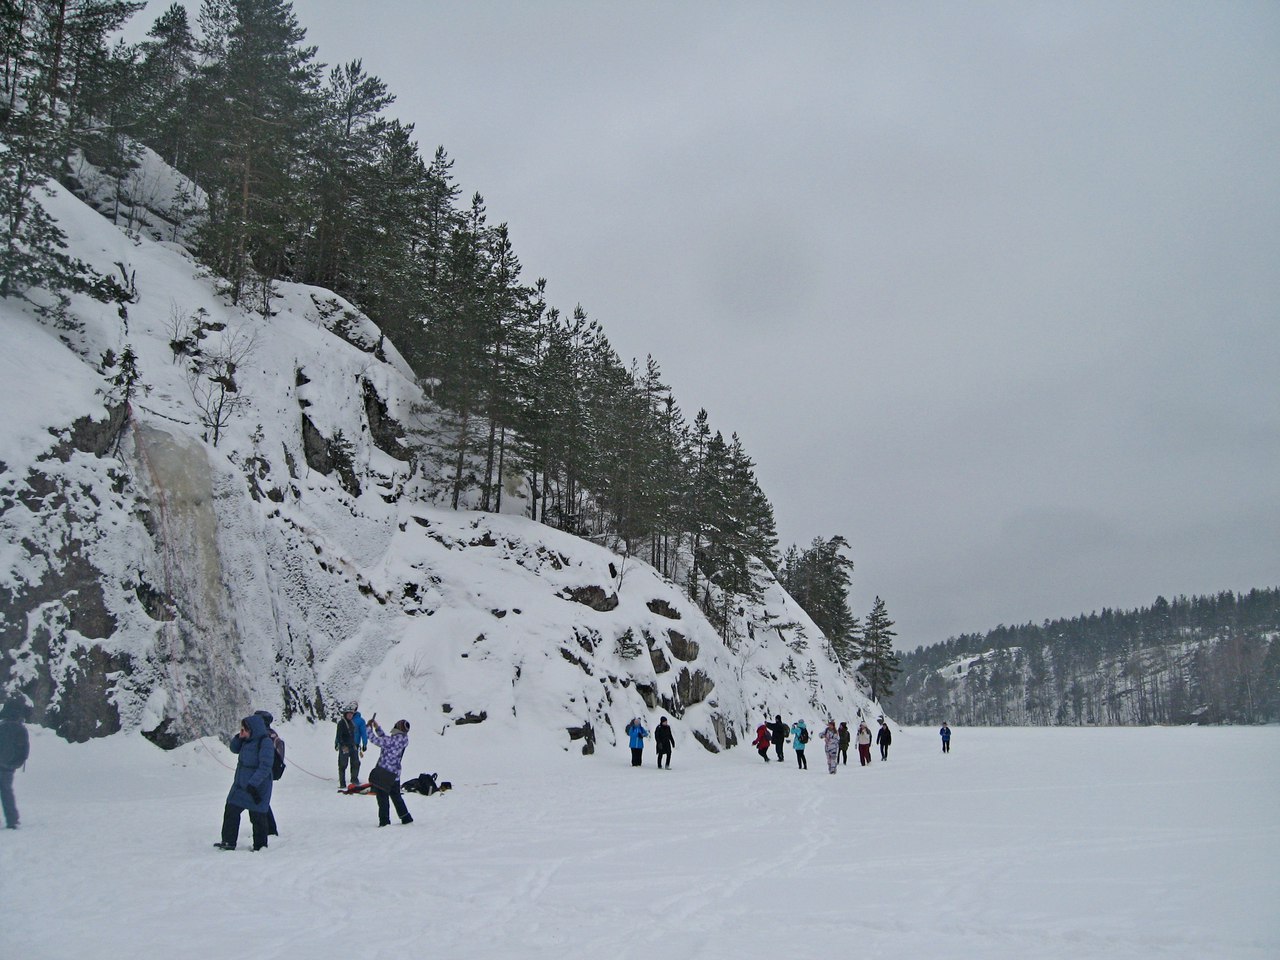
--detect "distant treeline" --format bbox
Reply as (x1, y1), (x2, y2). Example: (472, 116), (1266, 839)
(893, 589), (1280, 725)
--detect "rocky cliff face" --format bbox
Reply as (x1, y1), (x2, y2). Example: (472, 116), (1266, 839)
(1, 175), (871, 752)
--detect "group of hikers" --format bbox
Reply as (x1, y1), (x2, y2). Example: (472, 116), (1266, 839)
(750, 714), (894, 773)
(214, 702), (416, 851)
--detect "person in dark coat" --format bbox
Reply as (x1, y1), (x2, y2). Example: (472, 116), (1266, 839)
(215, 713), (275, 851)
(940, 722), (952, 753)
(255, 709), (282, 836)
(0, 700), (30, 830)
(837, 721), (851, 766)
(769, 715), (789, 762)
(335, 705), (361, 789)
(654, 716), (674, 769)
(876, 718), (892, 761)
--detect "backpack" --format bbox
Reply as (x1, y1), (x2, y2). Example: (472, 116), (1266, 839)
(0, 721), (29, 770)
(799, 727), (810, 744)
(271, 734), (286, 780)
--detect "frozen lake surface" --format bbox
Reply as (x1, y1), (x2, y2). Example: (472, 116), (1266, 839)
(3, 725), (1277, 960)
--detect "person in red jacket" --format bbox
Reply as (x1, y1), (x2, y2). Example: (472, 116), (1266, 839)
(753, 722), (773, 762)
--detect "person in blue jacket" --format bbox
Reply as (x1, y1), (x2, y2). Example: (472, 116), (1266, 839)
(215, 713), (275, 851)
(790, 719), (809, 769)
(351, 703), (369, 754)
(625, 717), (649, 767)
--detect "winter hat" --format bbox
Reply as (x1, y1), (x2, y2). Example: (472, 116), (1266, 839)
(393, 719), (410, 733)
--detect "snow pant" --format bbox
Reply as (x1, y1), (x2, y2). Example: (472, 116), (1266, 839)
(338, 747), (361, 788)
(656, 747), (671, 769)
(630, 747), (644, 767)
(757, 746), (771, 762)
(879, 742), (889, 761)
(942, 739), (950, 753)
(221, 802), (269, 850)
(826, 748), (839, 773)
(1, 768), (17, 828)
(839, 745), (849, 765)
(773, 740), (785, 761)
(374, 783), (412, 826)
(858, 744), (871, 765)
(796, 749), (807, 769)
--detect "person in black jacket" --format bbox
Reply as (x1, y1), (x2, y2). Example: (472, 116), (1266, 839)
(0, 700), (30, 830)
(769, 715), (789, 762)
(876, 718), (892, 761)
(654, 717), (674, 769)
(335, 705), (361, 789)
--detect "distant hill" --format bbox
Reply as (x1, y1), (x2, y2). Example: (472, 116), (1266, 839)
(892, 589), (1280, 725)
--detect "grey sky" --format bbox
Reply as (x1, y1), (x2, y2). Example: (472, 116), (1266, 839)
(136, 2), (1280, 647)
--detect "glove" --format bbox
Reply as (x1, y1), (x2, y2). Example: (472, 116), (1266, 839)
(247, 785), (261, 804)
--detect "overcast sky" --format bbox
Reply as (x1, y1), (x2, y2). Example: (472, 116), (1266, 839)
(134, 2), (1280, 648)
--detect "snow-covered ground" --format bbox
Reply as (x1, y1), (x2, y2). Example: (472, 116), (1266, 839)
(3, 725), (1276, 959)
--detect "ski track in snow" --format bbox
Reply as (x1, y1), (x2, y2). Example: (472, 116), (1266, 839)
(2, 726), (1278, 960)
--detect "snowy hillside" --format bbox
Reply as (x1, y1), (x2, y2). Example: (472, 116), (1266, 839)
(0, 155), (872, 754)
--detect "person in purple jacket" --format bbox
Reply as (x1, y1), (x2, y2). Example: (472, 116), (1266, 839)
(367, 718), (414, 827)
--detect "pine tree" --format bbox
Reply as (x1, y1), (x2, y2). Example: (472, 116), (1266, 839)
(859, 596), (902, 703)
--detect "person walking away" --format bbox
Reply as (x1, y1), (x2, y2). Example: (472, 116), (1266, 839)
(769, 714), (789, 762)
(216, 714), (275, 851)
(336, 705), (361, 790)
(367, 718), (414, 826)
(856, 721), (873, 766)
(255, 709), (283, 836)
(837, 721), (851, 766)
(876, 718), (892, 761)
(940, 722), (951, 754)
(790, 719), (809, 769)
(821, 720), (840, 774)
(654, 716), (674, 769)
(625, 717), (649, 767)
(753, 721), (773, 762)
(0, 700), (30, 829)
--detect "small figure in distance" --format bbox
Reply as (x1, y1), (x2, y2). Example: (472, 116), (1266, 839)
(837, 721), (851, 766)
(753, 720), (773, 762)
(790, 718), (809, 770)
(367, 717), (414, 827)
(335, 704), (361, 790)
(856, 720), (873, 766)
(654, 716), (674, 769)
(876, 717), (892, 761)
(769, 714), (789, 762)
(624, 717), (649, 767)
(0, 699), (30, 830)
(940, 722), (951, 754)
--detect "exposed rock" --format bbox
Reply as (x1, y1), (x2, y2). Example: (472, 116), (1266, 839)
(559, 585), (619, 611)
(646, 598), (681, 619)
(453, 710), (488, 725)
(646, 633), (671, 674)
(361, 378), (408, 460)
(667, 630), (700, 662)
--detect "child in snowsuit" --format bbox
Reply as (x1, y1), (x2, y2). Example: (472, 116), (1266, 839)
(856, 721), (873, 766)
(837, 722), (850, 766)
(216, 713), (275, 851)
(368, 718), (413, 826)
(790, 720), (809, 769)
(821, 720), (840, 774)
(654, 717), (674, 769)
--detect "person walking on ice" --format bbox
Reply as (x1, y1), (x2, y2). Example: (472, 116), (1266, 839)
(940, 722), (951, 753)
(0, 700), (30, 830)
(876, 717), (892, 761)
(625, 717), (649, 767)
(753, 721), (773, 762)
(821, 719), (840, 774)
(769, 714), (788, 762)
(837, 721), (850, 766)
(791, 719), (809, 769)
(856, 720), (873, 766)
(654, 716), (674, 769)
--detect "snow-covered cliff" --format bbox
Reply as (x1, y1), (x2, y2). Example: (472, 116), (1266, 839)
(1, 160), (873, 754)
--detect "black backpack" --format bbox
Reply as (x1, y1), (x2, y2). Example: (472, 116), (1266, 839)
(271, 734), (286, 780)
(799, 727), (810, 744)
(0, 721), (29, 770)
